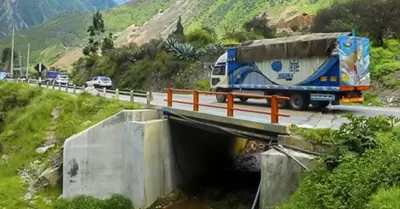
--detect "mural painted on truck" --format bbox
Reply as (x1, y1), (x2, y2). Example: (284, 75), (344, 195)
(227, 57), (333, 87)
(338, 36), (370, 86)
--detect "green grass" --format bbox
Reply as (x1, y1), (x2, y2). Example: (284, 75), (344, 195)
(185, 0), (333, 36)
(0, 82), (140, 208)
(0, 0), (175, 68)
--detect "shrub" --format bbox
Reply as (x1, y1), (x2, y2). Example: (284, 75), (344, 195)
(279, 114), (400, 209)
(367, 187), (400, 209)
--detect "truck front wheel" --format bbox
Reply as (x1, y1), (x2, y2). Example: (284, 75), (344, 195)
(290, 93), (310, 111)
(216, 89), (227, 103)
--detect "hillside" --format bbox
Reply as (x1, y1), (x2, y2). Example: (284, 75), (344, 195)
(0, 0), (117, 36)
(0, 0), (331, 69)
(0, 82), (139, 208)
(0, 0), (175, 68)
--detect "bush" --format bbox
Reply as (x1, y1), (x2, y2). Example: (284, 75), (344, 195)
(54, 194), (133, 209)
(367, 187), (400, 209)
(279, 114), (400, 209)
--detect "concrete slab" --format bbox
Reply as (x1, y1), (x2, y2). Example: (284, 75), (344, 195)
(63, 109), (176, 208)
(162, 107), (290, 135)
(260, 148), (316, 209)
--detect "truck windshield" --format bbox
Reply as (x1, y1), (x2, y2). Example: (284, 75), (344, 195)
(59, 75), (68, 79)
(212, 66), (226, 76)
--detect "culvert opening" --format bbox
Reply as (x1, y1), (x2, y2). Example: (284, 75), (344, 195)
(160, 120), (266, 209)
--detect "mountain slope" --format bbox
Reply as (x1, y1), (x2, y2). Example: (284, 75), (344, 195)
(0, 0), (117, 36)
(0, 0), (174, 68)
(0, 0), (333, 70)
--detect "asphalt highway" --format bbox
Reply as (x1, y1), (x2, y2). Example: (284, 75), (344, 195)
(34, 83), (400, 129)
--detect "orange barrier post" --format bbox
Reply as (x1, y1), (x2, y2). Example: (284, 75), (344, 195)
(193, 90), (199, 111)
(167, 88), (173, 107)
(227, 93), (234, 117)
(270, 95), (278, 124)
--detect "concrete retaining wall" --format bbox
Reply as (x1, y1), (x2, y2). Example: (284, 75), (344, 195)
(63, 109), (176, 208)
(260, 148), (316, 209)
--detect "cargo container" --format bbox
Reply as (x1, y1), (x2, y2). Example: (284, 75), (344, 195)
(210, 32), (370, 110)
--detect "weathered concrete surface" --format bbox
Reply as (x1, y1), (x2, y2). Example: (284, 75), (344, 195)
(62, 109), (245, 208)
(278, 135), (331, 153)
(63, 109), (175, 208)
(163, 107), (290, 135)
(260, 148), (316, 209)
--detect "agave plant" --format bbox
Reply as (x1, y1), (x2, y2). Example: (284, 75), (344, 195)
(165, 36), (200, 61)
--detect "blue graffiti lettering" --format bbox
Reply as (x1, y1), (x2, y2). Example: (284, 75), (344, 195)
(277, 72), (294, 80)
(289, 60), (300, 72)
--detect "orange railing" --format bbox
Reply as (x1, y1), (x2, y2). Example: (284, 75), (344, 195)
(165, 88), (290, 124)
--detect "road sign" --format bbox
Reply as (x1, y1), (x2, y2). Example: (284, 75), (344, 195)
(34, 63), (47, 72)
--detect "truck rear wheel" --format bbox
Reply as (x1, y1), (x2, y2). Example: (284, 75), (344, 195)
(290, 93), (310, 111)
(265, 93), (289, 109)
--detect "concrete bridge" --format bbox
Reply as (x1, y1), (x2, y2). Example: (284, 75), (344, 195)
(62, 105), (314, 209)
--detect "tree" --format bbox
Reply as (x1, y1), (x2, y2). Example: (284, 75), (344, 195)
(311, 0), (400, 46)
(0, 47), (18, 69)
(83, 10), (113, 55)
(243, 12), (276, 38)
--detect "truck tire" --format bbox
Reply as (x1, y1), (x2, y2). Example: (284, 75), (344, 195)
(290, 93), (310, 110)
(216, 89), (227, 103)
(266, 93), (289, 109)
(239, 97), (248, 103)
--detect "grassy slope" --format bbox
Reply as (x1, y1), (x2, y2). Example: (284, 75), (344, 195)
(0, 82), (140, 208)
(0, 0), (175, 67)
(185, 0), (332, 35)
(363, 39), (400, 105)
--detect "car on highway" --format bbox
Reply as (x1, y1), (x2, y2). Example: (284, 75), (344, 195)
(85, 76), (112, 89)
(55, 74), (69, 85)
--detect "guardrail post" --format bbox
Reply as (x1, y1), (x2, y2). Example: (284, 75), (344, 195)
(271, 95), (279, 124)
(52, 82), (55, 90)
(193, 90), (199, 111)
(167, 88), (172, 107)
(46, 82), (48, 88)
(65, 83), (68, 92)
(115, 89), (119, 100)
(149, 91), (153, 101)
(130, 90), (134, 102)
(73, 85), (76, 94)
(82, 85), (86, 92)
(227, 93), (234, 117)
(58, 83), (61, 91)
(103, 87), (106, 97)
(146, 92), (151, 106)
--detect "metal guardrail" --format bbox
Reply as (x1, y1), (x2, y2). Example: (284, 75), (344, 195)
(165, 88), (290, 124)
(6, 78), (153, 106)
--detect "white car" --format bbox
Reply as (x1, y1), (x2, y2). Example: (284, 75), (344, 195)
(85, 76), (112, 89)
(55, 75), (69, 85)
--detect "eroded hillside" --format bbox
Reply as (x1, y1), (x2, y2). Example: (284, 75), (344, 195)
(0, 0), (117, 36)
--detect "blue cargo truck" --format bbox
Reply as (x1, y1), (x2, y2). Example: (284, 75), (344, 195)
(210, 32), (370, 110)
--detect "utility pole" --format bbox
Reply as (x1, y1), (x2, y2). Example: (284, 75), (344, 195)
(19, 51), (21, 77)
(10, 27), (14, 77)
(26, 44), (30, 79)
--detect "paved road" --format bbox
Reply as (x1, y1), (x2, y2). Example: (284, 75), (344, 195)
(34, 83), (400, 129)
